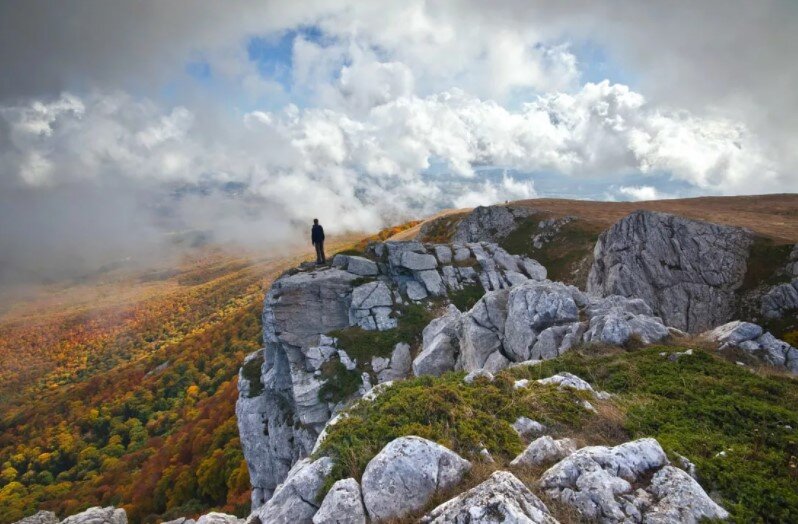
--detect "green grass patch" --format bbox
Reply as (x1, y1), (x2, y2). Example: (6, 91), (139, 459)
(448, 284), (485, 312)
(740, 236), (793, 291)
(500, 217), (601, 285)
(318, 360), (363, 404)
(509, 346), (798, 522)
(314, 372), (593, 493)
(329, 302), (440, 364)
(241, 356), (265, 398)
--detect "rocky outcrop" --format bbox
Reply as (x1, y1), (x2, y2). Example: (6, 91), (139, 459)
(313, 478), (367, 524)
(510, 436), (578, 467)
(237, 241), (546, 508)
(13, 512), (58, 524)
(252, 457), (334, 523)
(761, 279), (798, 319)
(539, 438), (728, 523)
(361, 436), (471, 521)
(413, 280), (671, 376)
(423, 471), (558, 524)
(702, 321), (798, 373)
(452, 205), (531, 243)
(59, 507), (127, 524)
(588, 210), (752, 332)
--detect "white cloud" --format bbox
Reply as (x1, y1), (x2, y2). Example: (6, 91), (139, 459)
(617, 185), (671, 201)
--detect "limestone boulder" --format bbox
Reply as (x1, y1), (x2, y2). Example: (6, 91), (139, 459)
(361, 436), (471, 521)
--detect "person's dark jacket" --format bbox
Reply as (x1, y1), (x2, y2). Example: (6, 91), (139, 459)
(311, 224), (325, 244)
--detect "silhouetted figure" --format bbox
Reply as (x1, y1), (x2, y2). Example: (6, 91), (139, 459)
(311, 218), (326, 264)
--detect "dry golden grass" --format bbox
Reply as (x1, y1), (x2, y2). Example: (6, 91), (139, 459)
(399, 194), (798, 244)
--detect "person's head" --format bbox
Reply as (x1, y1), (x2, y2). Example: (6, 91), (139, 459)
(313, 218), (319, 225)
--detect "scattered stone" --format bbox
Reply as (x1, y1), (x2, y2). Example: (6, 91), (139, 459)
(512, 416), (546, 439)
(312, 478), (367, 524)
(422, 471), (557, 524)
(464, 369), (494, 383)
(510, 436), (578, 467)
(361, 436), (471, 521)
(703, 321), (798, 373)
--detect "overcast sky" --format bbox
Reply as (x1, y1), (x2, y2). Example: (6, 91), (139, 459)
(1, 0), (796, 284)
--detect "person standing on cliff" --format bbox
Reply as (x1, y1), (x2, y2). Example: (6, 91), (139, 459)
(311, 218), (326, 264)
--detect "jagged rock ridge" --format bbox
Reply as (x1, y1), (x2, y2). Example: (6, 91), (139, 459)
(237, 240), (548, 508)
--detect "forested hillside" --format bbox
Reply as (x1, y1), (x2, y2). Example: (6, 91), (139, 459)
(0, 224), (416, 523)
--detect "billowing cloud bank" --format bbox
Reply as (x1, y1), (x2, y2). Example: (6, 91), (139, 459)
(0, 0), (795, 285)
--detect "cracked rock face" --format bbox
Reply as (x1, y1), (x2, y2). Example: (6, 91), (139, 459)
(312, 478), (367, 524)
(703, 320), (798, 373)
(760, 279), (798, 319)
(588, 210), (752, 333)
(238, 241), (548, 508)
(59, 507), (127, 524)
(539, 438), (728, 523)
(423, 471), (558, 524)
(361, 436), (471, 521)
(413, 281), (671, 376)
(253, 457), (334, 524)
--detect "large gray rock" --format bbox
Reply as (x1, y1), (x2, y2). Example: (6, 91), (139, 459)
(313, 478), (367, 524)
(422, 471), (557, 524)
(350, 281), (396, 331)
(13, 512), (58, 524)
(361, 436), (471, 521)
(588, 211), (752, 332)
(253, 457), (334, 524)
(59, 507), (127, 524)
(539, 438), (728, 523)
(702, 321), (798, 373)
(761, 279), (798, 319)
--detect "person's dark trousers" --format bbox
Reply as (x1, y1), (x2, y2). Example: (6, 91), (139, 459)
(314, 241), (326, 264)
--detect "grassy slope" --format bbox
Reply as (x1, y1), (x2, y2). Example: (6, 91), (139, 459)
(318, 346), (798, 522)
